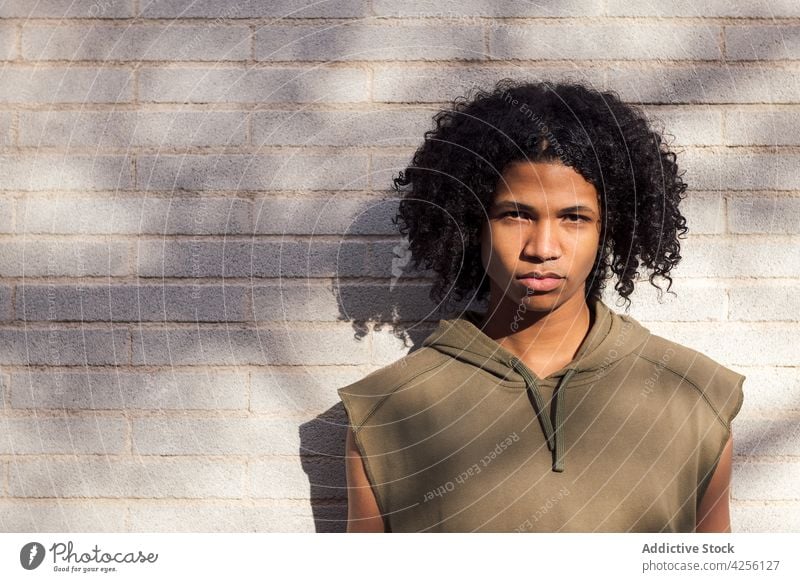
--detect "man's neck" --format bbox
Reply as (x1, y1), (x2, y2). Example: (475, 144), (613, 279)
(478, 293), (593, 378)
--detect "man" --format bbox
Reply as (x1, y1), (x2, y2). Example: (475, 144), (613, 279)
(339, 79), (744, 533)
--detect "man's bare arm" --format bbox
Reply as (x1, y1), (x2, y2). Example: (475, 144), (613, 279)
(344, 426), (387, 532)
(696, 434), (734, 533)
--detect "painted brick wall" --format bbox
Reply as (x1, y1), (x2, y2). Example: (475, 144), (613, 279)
(0, 0), (797, 532)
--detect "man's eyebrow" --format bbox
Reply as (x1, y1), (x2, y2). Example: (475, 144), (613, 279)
(492, 200), (597, 214)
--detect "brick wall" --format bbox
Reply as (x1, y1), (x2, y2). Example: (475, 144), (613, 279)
(0, 0), (797, 532)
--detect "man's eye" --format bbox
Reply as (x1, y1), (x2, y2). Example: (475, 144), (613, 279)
(564, 214), (590, 222)
(499, 211), (590, 222)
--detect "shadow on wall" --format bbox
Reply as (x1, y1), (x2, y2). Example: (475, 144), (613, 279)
(302, 194), (483, 532)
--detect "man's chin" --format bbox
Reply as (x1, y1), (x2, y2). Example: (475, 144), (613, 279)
(517, 288), (571, 310)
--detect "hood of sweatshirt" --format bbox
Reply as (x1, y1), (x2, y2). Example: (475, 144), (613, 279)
(420, 297), (652, 473)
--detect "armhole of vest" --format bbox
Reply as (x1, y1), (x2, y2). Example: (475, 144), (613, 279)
(348, 424), (392, 532)
(340, 354), (449, 532)
(695, 373), (745, 519)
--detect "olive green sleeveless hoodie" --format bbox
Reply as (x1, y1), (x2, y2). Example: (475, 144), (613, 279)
(337, 297), (745, 532)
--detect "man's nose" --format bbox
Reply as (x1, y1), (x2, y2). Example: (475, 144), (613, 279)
(523, 220), (561, 261)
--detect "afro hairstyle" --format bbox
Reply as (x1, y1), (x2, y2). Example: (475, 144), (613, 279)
(391, 77), (689, 313)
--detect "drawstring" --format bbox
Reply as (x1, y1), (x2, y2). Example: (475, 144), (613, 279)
(552, 368), (578, 472)
(509, 357), (578, 473)
(512, 358), (556, 452)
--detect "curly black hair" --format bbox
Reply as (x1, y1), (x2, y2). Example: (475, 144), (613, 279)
(391, 77), (689, 313)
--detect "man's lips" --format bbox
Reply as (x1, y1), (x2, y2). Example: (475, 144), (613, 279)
(517, 276), (563, 292)
(517, 271), (564, 279)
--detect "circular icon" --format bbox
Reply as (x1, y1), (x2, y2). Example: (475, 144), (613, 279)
(20, 542), (46, 570)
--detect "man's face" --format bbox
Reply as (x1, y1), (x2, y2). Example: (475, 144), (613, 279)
(480, 161), (602, 313)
